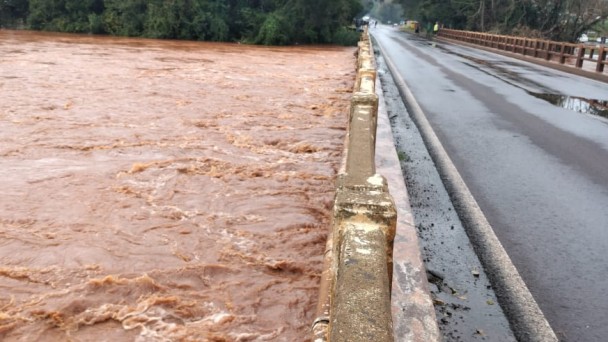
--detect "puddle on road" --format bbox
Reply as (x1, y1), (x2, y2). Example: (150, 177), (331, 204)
(457, 58), (608, 120)
(527, 93), (608, 119)
(417, 39), (608, 120)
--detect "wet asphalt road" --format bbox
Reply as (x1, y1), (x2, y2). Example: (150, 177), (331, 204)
(372, 26), (608, 341)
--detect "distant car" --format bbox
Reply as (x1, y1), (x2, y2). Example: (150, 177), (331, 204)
(578, 34), (607, 44)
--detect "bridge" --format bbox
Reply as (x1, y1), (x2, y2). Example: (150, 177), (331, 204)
(1, 27), (607, 341)
(367, 25), (608, 342)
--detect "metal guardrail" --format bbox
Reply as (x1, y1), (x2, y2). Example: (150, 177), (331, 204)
(438, 29), (608, 74)
(312, 28), (396, 342)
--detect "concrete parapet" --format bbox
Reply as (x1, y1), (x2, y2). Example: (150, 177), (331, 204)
(335, 174), (396, 231)
(372, 50), (442, 341)
(345, 101), (378, 180)
(330, 217), (393, 342)
(358, 41), (373, 71)
(355, 68), (377, 95)
(334, 174), (397, 279)
(313, 28), (400, 342)
(329, 175), (396, 342)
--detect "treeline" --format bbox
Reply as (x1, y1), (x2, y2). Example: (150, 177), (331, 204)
(392, 0), (607, 42)
(0, 0), (363, 45)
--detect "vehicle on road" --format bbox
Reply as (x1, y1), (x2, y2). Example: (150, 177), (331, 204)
(578, 33), (589, 42)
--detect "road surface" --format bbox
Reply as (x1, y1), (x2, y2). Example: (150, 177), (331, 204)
(372, 26), (608, 341)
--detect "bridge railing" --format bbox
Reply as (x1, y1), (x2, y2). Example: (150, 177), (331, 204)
(311, 28), (396, 342)
(438, 29), (608, 74)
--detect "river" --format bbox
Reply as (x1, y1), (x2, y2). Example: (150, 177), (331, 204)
(0, 30), (355, 341)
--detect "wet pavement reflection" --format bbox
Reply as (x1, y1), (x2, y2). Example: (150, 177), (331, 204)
(455, 54), (608, 120)
(527, 93), (608, 119)
(0, 30), (355, 341)
(412, 38), (608, 120)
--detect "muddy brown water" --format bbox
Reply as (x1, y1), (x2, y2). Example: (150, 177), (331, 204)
(0, 30), (355, 341)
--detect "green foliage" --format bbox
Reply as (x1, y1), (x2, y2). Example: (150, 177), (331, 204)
(332, 26), (360, 46)
(27, 0), (62, 30)
(4, 0), (365, 45)
(88, 13), (103, 33)
(395, 0), (608, 42)
(26, 0), (102, 32)
(397, 151), (410, 162)
(102, 0), (147, 36)
(595, 20), (608, 36)
(0, 0), (29, 27)
(279, 0), (363, 43)
(255, 13), (288, 45)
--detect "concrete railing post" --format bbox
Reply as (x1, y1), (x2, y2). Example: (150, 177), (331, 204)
(345, 93), (378, 180)
(330, 176), (396, 342)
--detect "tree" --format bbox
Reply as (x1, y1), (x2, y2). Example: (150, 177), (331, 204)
(102, 0), (147, 36)
(26, 0), (103, 32)
(4, 0), (364, 45)
(277, 0), (362, 43)
(395, 0), (608, 41)
(0, 0), (29, 28)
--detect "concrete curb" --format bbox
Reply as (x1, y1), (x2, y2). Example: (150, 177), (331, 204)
(312, 29), (444, 342)
(375, 59), (442, 342)
(373, 35), (559, 342)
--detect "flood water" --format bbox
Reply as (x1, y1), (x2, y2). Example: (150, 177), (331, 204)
(0, 30), (355, 341)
